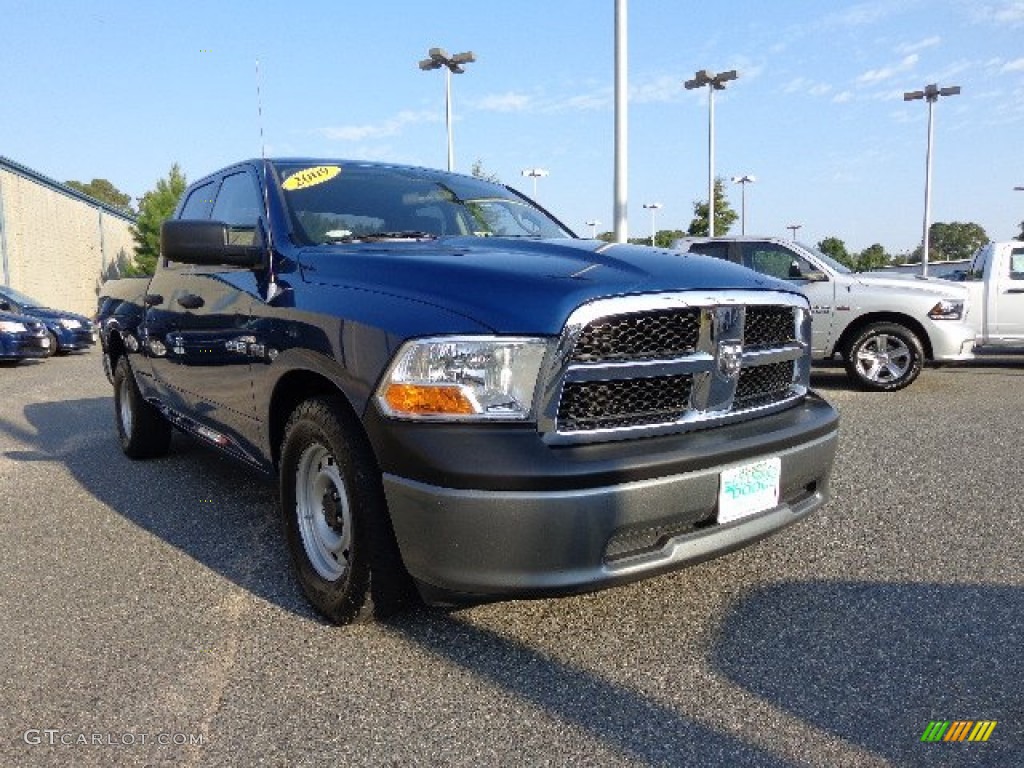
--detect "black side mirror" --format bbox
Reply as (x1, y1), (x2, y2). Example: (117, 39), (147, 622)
(161, 219), (263, 268)
(0, 300), (10, 311)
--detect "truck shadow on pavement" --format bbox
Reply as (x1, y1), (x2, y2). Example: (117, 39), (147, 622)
(710, 581), (1022, 767)
(5, 396), (1020, 765)
(3, 395), (313, 617)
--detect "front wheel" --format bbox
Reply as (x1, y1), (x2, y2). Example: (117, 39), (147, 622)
(843, 322), (924, 391)
(279, 396), (417, 625)
(113, 356), (172, 458)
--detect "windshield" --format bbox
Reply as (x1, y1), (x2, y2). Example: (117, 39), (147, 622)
(273, 162), (574, 245)
(797, 242), (852, 274)
(0, 285), (43, 307)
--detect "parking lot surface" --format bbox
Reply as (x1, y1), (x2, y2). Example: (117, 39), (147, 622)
(1, 353), (1021, 767)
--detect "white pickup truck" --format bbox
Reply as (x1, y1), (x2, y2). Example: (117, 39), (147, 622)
(673, 237), (977, 391)
(957, 241), (1024, 350)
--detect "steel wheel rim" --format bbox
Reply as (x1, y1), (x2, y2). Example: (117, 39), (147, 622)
(118, 375), (134, 436)
(295, 443), (352, 582)
(855, 334), (911, 383)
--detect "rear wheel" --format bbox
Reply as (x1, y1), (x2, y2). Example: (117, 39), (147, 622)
(843, 322), (924, 391)
(280, 396), (417, 625)
(113, 356), (172, 458)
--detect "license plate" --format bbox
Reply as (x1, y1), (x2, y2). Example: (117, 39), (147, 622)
(718, 457), (781, 524)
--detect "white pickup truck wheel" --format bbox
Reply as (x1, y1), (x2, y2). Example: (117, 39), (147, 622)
(844, 322), (924, 392)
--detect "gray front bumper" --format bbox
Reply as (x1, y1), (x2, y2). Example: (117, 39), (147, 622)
(384, 429), (837, 605)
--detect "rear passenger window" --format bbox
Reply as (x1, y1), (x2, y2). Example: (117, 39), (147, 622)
(1010, 249), (1024, 280)
(689, 243), (732, 262)
(741, 245), (815, 281)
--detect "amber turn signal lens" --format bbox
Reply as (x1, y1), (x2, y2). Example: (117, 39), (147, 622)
(383, 383), (476, 415)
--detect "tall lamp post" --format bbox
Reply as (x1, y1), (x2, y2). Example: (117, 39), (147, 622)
(586, 220), (601, 238)
(643, 202), (663, 246)
(521, 168), (549, 198)
(731, 175), (756, 235)
(904, 83), (960, 277)
(419, 47), (476, 172)
(787, 224), (802, 240)
(684, 68), (738, 237)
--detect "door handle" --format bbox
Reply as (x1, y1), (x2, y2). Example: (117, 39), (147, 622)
(1005, 288), (1024, 294)
(144, 294), (164, 306)
(176, 294), (205, 309)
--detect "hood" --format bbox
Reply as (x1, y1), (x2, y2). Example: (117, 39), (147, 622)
(851, 271), (969, 298)
(18, 306), (92, 324)
(296, 237), (797, 333)
(0, 309), (45, 328)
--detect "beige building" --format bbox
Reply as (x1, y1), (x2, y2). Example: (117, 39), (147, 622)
(0, 156), (136, 317)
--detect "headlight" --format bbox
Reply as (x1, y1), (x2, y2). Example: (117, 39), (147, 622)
(377, 337), (551, 421)
(0, 321), (27, 333)
(927, 299), (964, 320)
(59, 318), (82, 329)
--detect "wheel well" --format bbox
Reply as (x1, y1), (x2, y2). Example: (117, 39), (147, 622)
(835, 312), (934, 360)
(268, 370), (364, 471)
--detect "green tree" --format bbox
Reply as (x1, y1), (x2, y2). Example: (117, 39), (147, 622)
(128, 164), (187, 276)
(817, 236), (854, 269)
(470, 159), (501, 183)
(928, 221), (988, 262)
(687, 177), (738, 236)
(1017, 221), (1024, 241)
(854, 243), (890, 271)
(65, 178), (135, 214)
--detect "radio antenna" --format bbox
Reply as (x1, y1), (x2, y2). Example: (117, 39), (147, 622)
(256, 58), (281, 301)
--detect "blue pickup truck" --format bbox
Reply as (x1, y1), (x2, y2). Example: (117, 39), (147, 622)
(97, 158), (839, 624)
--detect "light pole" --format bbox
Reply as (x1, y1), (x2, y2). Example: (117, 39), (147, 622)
(643, 203), (663, 246)
(419, 47), (476, 172)
(732, 175), (756, 235)
(684, 68), (738, 237)
(904, 82), (960, 277)
(586, 220), (601, 238)
(521, 168), (549, 199)
(613, 0), (628, 243)
(787, 224), (802, 240)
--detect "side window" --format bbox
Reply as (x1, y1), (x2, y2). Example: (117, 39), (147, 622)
(688, 242), (732, 262)
(1009, 248), (1024, 281)
(741, 244), (815, 281)
(211, 172), (263, 246)
(179, 181), (217, 220)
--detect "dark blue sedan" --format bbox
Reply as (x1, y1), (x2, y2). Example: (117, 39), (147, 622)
(0, 309), (51, 362)
(0, 286), (97, 355)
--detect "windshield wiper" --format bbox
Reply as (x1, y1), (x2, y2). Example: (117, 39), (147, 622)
(324, 231), (437, 243)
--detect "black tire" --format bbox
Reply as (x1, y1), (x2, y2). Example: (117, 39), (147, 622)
(113, 356), (172, 458)
(279, 396), (417, 625)
(843, 322), (924, 392)
(45, 331), (58, 357)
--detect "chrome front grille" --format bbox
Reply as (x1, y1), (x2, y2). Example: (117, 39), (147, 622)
(539, 291), (811, 444)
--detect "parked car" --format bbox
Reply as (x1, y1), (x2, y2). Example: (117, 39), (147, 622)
(97, 158), (839, 625)
(0, 309), (51, 363)
(958, 241), (1024, 350)
(0, 286), (97, 356)
(672, 237), (976, 391)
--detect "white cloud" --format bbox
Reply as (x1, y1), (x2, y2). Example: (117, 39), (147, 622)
(1002, 57), (1024, 72)
(319, 111), (438, 142)
(857, 54), (919, 84)
(897, 36), (941, 54)
(973, 1), (1024, 27)
(833, 91), (854, 103)
(474, 91), (533, 112)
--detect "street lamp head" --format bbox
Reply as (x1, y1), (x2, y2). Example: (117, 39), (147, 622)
(642, 202), (663, 210)
(732, 175), (756, 184)
(903, 90), (925, 101)
(713, 70), (738, 89)
(521, 168), (549, 178)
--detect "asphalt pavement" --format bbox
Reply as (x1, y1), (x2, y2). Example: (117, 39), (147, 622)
(1, 352), (1020, 767)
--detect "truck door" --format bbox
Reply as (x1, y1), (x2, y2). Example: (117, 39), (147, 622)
(991, 245), (1024, 342)
(738, 242), (835, 356)
(145, 170), (265, 464)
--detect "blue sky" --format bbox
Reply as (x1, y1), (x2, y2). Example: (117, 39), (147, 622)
(2, 0), (1022, 253)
